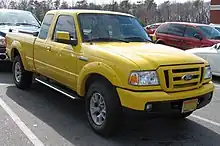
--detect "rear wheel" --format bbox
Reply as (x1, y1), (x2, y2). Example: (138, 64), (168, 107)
(85, 79), (122, 137)
(12, 55), (33, 89)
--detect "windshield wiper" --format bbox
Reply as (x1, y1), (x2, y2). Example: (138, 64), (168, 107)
(124, 36), (152, 42)
(211, 36), (220, 40)
(85, 37), (129, 43)
(15, 22), (40, 28)
(0, 22), (13, 25)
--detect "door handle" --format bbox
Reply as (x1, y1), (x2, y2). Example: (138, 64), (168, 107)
(46, 46), (51, 51)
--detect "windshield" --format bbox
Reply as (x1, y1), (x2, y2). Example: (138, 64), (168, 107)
(197, 25), (220, 39)
(78, 13), (151, 42)
(0, 11), (40, 27)
(214, 27), (220, 32)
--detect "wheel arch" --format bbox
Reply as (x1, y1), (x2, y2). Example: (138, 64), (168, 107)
(77, 62), (122, 97)
(11, 48), (20, 61)
(155, 39), (165, 44)
(10, 41), (30, 71)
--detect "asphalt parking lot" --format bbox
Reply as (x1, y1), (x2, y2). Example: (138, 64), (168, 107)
(0, 62), (220, 146)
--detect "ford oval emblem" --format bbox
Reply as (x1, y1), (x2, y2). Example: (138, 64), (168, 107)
(182, 74), (193, 81)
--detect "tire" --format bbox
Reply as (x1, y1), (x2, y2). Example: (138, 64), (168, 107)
(12, 55), (33, 89)
(174, 111), (193, 119)
(156, 41), (165, 45)
(179, 111), (193, 118)
(85, 79), (122, 137)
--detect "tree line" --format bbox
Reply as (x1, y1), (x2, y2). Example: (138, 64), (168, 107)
(0, 0), (211, 26)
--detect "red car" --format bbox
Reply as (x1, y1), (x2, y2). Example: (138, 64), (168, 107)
(144, 23), (162, 35)
(154, 22), (220, 50)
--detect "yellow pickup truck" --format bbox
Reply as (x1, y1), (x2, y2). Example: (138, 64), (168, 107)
(6, 9), (214, 136)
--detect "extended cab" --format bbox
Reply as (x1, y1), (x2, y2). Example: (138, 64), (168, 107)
(6, 10), (214, 136)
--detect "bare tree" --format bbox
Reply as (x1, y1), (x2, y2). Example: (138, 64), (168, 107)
(9, 0), (210, 25)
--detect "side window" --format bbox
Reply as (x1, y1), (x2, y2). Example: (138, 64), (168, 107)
(184, 26), (200, 39)
(38, 14), (54, 39)
(52, 15), (76, 41)
(168, 24), (185, 36)
(149, 25), (155, 29)
(156, 24), (169, 34)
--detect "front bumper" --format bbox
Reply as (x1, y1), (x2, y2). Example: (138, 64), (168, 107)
(117, 82), (214, 112)
(0, 47), (9, 61)
(0, 52), (9, 61)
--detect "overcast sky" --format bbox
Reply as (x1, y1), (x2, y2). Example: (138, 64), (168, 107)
(67, 0), (210, 5)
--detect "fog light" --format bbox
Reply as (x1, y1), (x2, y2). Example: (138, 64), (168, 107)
(146, 103), (152, 112)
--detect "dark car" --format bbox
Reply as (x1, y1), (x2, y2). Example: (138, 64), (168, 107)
(154, 22), (220, 50)
(0, 9), (40, 61)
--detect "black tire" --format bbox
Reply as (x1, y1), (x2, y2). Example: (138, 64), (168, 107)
(156, 41), (165, 45)
(85, 79), (122, 137)
(174, 111), (193, 119)
(179, 111), (193, 118)
(12, 55), (33, 89)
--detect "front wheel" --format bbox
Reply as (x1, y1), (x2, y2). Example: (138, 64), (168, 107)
(179, 111), (193, 118)
(173, 111), (193, 119)
(12, 55), (33, 89)
(156, 41), (165, 45)
(85, 79), (122, 137)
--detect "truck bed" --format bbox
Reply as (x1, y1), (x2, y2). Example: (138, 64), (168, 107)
(7, 32), (36, 48)
(6, 32), (37, 61)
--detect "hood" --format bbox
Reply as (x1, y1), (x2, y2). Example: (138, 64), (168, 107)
(0, 25), (39, 37)
(186, 45), (218, 54)
(84, 42), (205, 69)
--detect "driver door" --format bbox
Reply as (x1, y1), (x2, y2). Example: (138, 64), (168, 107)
(182, 26), (203, 50)
(46, 15), (79, 90)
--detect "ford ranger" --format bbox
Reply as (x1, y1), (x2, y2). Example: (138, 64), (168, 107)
(6, 9), (214, 136)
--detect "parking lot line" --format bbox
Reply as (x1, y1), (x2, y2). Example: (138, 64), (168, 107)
(191, 114), (220, 127)
(0, 83), (14, 86)
(0, 97), (45, 146)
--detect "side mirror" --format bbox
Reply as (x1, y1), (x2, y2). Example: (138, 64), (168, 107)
(194, 33), (202, 40)
(55, 31), (77, 46)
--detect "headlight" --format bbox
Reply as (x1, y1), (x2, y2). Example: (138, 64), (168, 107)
(0, 36), (5, 47)
(129, 71), (159, 86)
(204, 66), (212, 79)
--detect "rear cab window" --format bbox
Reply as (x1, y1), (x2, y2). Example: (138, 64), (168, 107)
(38, 14), (54, 39)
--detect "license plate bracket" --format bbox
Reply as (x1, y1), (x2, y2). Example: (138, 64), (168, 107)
(181, 98), (198, 113)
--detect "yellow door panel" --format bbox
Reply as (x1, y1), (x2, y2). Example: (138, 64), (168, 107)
(33, 38), (52, 77)
(49, 43), (78, 90)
